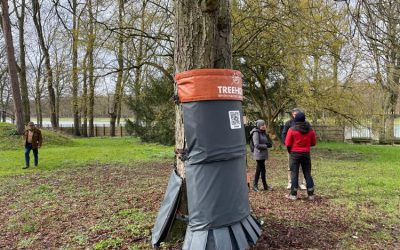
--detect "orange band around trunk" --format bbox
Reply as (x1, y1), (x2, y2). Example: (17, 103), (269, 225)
(175, 69), (243, 102)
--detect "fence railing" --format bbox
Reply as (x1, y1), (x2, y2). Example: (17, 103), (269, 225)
(40, 124), (129, 137)
(351, 126), (372, 139)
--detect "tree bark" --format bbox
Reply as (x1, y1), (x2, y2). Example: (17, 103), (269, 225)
(1, 0), (25, 134)
(71, 0), (81, 136)
(81, 50), (89, 137)
(174, 0), (232, 177)
(35, 78), (43, 127)
(13, 0), (30, 124)
(110, 0), (125, 137)
(32, 0), (57, 128)
(87, 0), (95, 137)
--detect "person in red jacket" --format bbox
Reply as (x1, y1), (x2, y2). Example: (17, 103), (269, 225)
(285, 112), (316, 200)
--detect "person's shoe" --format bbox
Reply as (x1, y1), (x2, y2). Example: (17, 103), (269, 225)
(299, 184), (307, 190)
(286, 183), (291, 190)
(22, 166), (29, 169)
(286, 194), (297, 200)
(252, 184), (260, 192)
(308, 195), (315, 201)
(263, 184), (273, 191)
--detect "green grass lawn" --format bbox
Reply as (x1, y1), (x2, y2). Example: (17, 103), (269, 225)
(314, 142), (400, 213)
(0, 123), (173, 176)
(311, 142), (400, 246)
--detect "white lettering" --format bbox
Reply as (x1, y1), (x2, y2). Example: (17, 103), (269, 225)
(217, 85), (243, 96)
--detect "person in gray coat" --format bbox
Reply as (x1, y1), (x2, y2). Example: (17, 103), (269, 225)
(250, 119), (273, 192)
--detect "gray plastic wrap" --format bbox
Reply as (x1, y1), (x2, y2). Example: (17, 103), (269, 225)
(152, 69), (262, 249)
(182, 100), (261, 249)
(151, 170), (183, 247)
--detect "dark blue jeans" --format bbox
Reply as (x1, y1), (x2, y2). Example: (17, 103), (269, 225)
(289, 152), (314, 196)
(25, 144), (38, 167)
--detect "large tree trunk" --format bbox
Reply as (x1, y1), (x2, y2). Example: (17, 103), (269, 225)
(174, 0), (232, 177)
(71, 0), (81, 136)
(13, 0), (30, 124)
(32, 0), (57, 128)
(109, 0), (124, 137)
(1, 0), (25, 134)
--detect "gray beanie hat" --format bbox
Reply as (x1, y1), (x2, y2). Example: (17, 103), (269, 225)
(256, 119), (265, 128)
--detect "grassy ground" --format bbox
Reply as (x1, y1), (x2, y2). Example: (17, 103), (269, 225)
(248, 143), (400, 249)
(0, 123), (173, 176)
(0, 123), (399, 249)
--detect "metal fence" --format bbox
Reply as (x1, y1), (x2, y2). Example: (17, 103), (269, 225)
(395, 120), (400, 138)
(351, 126), (372, 139)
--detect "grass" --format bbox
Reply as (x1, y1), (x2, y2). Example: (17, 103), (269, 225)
(311, 142), (400, 245)
(0, 122), (399, 248)
(0, 123), (173, 176)
(0, 123), (72, 151)
(314, 142), (400, 214)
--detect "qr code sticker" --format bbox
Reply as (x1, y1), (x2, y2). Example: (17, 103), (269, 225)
(229, 110), (241, 129)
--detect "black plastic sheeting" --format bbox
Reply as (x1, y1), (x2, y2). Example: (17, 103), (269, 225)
(182, 215), (262, 250)
(181, 100), (261, 249)
(151, 98), (262, 249)
(151, 170), (183, 247)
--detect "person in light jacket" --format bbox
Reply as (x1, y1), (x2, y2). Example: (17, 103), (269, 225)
(250, 119), (273, 192)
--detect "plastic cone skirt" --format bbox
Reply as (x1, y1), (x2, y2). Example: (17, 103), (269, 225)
(152, 69), (261, 249)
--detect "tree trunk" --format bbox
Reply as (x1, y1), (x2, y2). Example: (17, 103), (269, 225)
(1, 0), (25, 134)
(110, 0), (124, 137)
(71, 0), (81, 136)
(81, 51), (89, 137)
(54, 54), (62, 128)
(0, 72), (8, 123)
(13, 0), (30, 124)
(32, 0), (57, 128)
(35, 58), (44, 127)
(174, 0), (232, 177)
(87, 0), (95, 137)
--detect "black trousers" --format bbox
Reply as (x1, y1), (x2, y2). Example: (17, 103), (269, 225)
(290, 152), (314, 196)
(254, 160), (267, 189)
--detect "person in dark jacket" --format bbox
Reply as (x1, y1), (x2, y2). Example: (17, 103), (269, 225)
(282, 108), (307, 190)
(250, 119), (273, 192)
(285, 112), (316, 200)
(23, 122), (43, 169)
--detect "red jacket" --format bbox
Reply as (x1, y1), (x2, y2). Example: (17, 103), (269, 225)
(285, 123), (316, 152)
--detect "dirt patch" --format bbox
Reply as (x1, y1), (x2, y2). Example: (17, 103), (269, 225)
(313, 148), (366, 161)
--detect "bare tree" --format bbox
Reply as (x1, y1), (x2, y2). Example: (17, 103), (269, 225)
(71, 0), (81, 136)
(1, 0), (25, 134)
(350, 1), (400, 143)
(13, 0), (30, 124)
(87, 0), (96, 137)
(109, 0), (125, 136)
(32, 0), (57, 128)
(0, 69), (11, 122)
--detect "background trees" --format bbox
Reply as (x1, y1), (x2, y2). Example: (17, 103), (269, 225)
(1, 0), (25, 134)
(0, 0), (398, 143)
